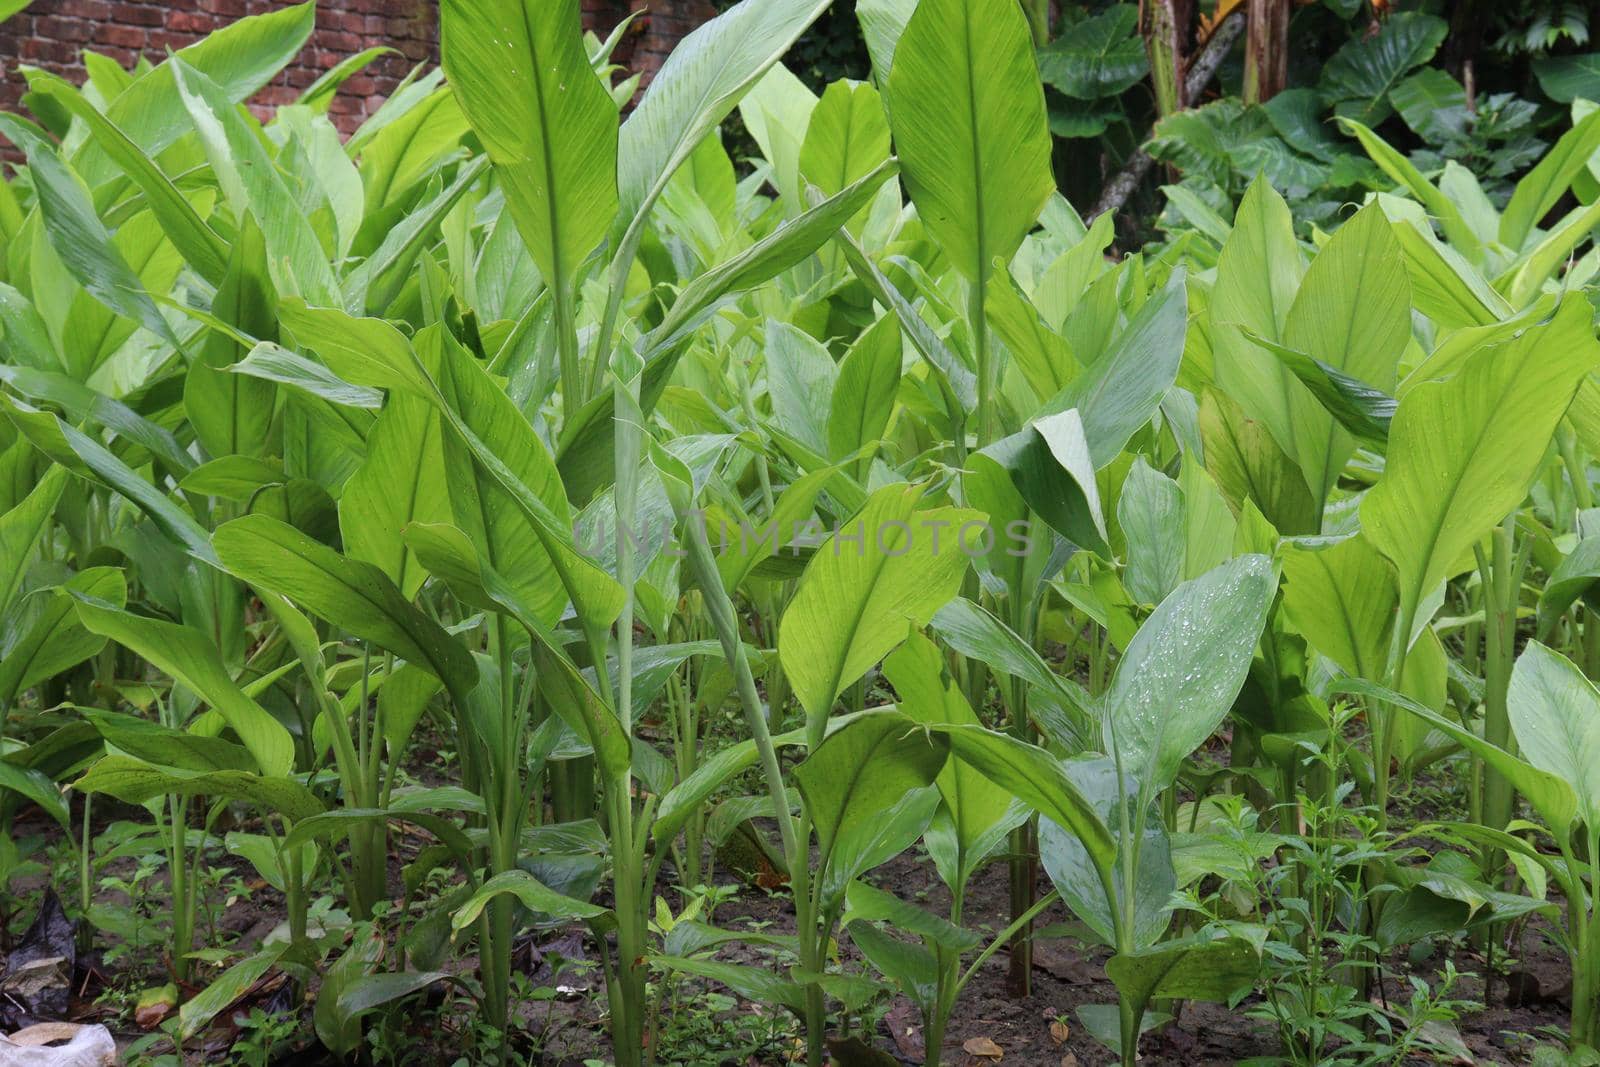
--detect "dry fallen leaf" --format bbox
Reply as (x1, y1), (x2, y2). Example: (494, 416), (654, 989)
(963, 1035), (1003, 1060)
(1061, 1055), (1080, 1067)
(1049, 1019), (1070, 1045)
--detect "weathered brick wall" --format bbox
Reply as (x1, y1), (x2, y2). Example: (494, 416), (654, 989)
(0, 0), (717, 135)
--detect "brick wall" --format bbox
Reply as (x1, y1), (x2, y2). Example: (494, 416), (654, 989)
(0, 0), (718, 136)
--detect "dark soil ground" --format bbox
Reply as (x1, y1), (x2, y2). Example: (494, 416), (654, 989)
(5, 740), (1577, 1066)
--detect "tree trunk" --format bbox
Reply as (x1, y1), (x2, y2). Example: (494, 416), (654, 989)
(1242, 0), (1290, 103)
(1143, 0), (1191, 116)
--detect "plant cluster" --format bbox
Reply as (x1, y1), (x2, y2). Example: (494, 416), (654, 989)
(2, 0), (1600, 1065)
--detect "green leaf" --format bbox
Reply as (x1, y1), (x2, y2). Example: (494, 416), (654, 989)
(845, 878), (979, 950)
(1361, 296), (1600, 631)
(883, 630), (1022, 888)
(0, 567), (124, 707)
(1117, 459), (1184, 606)
(1102, 556), (1276, 797)
(886, 0), (1053, 284)
(1320, 12), (1447, 127)
(213, 514), (478, 701)
(778, 483), (979, 724)
(340, 390), (449, 600)
(73, 3), (315, 186)
(1197, 389), (1318, 537)
(929, 723), (1117, 887)
(25, 70), (229, 284)
(654, 728), (807, 844)
(170, 59), (339, 307)
(1281, 534), (1394, 681)
(1042, 269), (1188, 468)
(1338, 679), (1579, 846)
(1537, 536), (1600, 638)
(1500, 107), (1600, 252)
(1038, 756), (1172, 948)
(1533, 52), (1600, 103)
(0, 116), (178, 356)
(792, 709), (948, 866)
(185, 216), (277, 461)
(178, 946), (285, 1040)
(0, 464), (67, 619)
(1341, 121), (1481, 261)
(1276, 201), (1409, 503)
(440, 0), (616, 289)
(826, 315), (902, 465)
(615, 0), (830, 233)
(1106, 932), (1261, 1014)
(799, 79), (892, 204)
(1508, 642), (1600, 834)
(980, 408), (1106, 554)
(82, 709), (254, 774)
(451, 869), (610, 931)
(929, 598), (1097, 745)
(75, 754), (324, 823)
(1036, 5), (1149, 99)
(0, 760), (68, 830)
(72, 597), (294, 777)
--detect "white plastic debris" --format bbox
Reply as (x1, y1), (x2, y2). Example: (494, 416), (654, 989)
(0, 1023), (116, 1066)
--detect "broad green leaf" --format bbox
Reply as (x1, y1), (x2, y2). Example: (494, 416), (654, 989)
(1339, 679), (1579, 846)
(424, 327), (621, 629)
(213, 514), (477, 700)
(884, 630), (1021, 888)
(0, 567), (125, 708)
(987, 265), (1078, 406)
(979, 408), (1106, 554)
(1043, 269), (1188, 467)
(1341, 120), (1480, 260)
(72, 597), (294, 777)
(616, 0), (830, 233)
(930, 723), (1117, 885)
(178, 946), (286, 1041)
(1117, 459), (1184, 607)
(0, 464), (66, 619)
(75, 754), (323, 823)
(1537, 536), (1600, 638)
(792, 709), (948, 865)
(844, 878), (979, 951)
(1198, 390), (1318, 536)
(886, 0), (1053, 284)
(171, 59), (339, 306)
(1102, 555), (1276, 797)
(1038, 756), (1173, 949)
(340, 391), (449, 600)
(653, 728), (807, 844)
(82, 709), (254, 774)
(1036, 5), (1148, 99)
(1500, 107), (1600, 252)
(1106, 933), (1260, 1013)
(451, 869), (610, 931)
(1, 397), (216, 564)
(1275, 202), (1410, 505)
(1508, 642), (1600, 833)
(766, 321), (837, 455)
(798, 79), (891, 204)
(74, 3), (315, 186)
(930, 597), (1096, 744)
(1281, 534), (1394, 680)
(1320, 12), (1447, 127)
(440, 0), (617, 288)
(25, 71), (229, 284)
(778, 483), (979, 723)
(185, 217), (277, 460)
(0, 117), (177, 354)
(0, 762), (68, 830)
(827, 315), (902, 466)
(1362, 297), (1600, 631)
